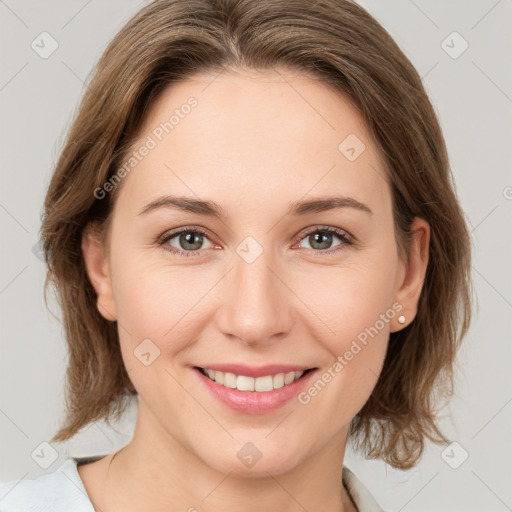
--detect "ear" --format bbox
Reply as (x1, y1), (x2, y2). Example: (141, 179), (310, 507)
(391, 217), (430, 332)
(81, 222), (117, 321)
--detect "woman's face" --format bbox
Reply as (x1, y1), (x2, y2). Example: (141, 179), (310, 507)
(84, 67), (428, 476)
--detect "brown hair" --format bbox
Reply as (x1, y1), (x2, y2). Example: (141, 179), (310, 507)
(42, 0), (472, 469)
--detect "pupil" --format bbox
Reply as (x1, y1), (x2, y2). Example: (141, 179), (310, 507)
(181, 232), (202, 250)
(311, 232), (331, 250)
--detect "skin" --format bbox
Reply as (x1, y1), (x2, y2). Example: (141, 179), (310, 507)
(80, 67), (429, 512)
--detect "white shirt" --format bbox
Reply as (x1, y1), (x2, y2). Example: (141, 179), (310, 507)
(0, 456), (387, 511)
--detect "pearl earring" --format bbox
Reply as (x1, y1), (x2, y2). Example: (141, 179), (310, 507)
(398, 315), (406, 324)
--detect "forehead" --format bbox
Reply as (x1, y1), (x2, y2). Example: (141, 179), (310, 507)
(117, 67), (390, 216)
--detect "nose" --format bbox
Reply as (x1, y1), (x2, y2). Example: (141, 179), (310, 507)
(214, 243), (294, 347)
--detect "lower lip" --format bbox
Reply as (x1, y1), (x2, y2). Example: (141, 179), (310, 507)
(193, 367), (317, 414)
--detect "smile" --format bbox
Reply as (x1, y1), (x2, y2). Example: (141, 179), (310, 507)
(198, 367), (311, 392)
(193, 365), (318, 414)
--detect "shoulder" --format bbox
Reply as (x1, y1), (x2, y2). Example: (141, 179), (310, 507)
(0, 457), (102, 512)
(342, 466), (389, 512)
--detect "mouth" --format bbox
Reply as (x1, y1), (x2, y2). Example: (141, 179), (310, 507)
(192, 365), (318, 414)
(194, 366), (316, 392)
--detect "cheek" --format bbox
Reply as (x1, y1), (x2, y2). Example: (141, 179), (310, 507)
(295, 304), (391, 432)
(109, 248), (220, 377)
(293, 248), (397, 408)
(110, 245), (207, 331)
(295, 252), (397, 349)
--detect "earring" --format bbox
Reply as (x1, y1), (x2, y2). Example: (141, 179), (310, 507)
(398, 315), (406, 324)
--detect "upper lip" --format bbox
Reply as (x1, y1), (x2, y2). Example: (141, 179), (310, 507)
(195, 364), (316, 378)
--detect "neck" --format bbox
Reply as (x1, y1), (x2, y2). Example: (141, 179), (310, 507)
(98, 401), (357, 512)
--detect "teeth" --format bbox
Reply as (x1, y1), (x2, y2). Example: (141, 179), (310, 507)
(255, 375), (273, 392)
(273, 373), (285, 389)
(223, 372), (236, 389)
(201, 368), (307, 392)
(284, 371), (295, 385)
(237, 375), (255, 391)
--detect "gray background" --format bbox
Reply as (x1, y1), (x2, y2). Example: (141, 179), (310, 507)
(1, 1), (511, 510)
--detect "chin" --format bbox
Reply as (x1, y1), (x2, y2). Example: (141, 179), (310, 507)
(197, 437), (308, 478)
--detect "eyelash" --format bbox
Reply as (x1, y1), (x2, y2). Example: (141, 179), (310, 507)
(156, 225), (353, 258)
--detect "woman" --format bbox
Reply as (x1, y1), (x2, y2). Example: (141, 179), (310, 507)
(0, 0), (472, 510)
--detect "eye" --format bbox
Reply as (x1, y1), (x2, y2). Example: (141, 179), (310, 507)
(156, 225), (352, 257)
(157, 227), (215, 257)
(295, 226), (352, 254)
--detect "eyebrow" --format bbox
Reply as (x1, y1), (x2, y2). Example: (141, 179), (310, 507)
(137, 194), (372, 218)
